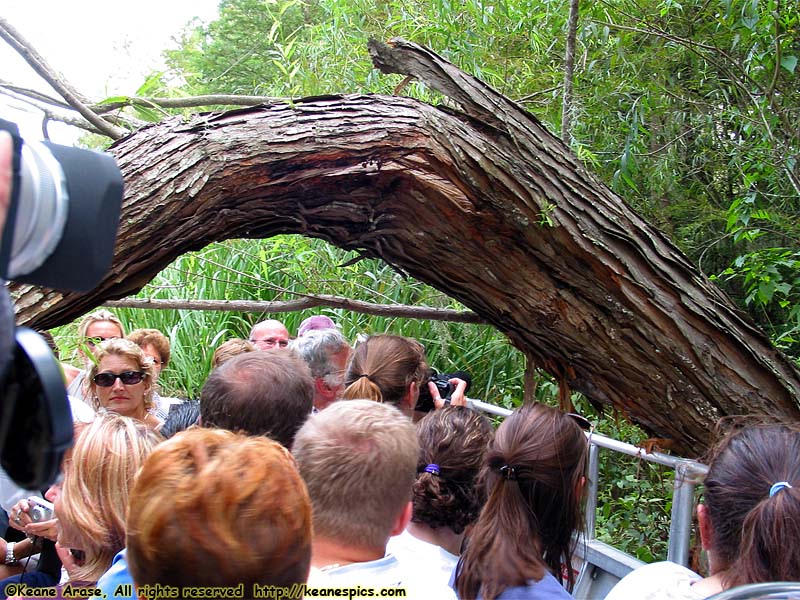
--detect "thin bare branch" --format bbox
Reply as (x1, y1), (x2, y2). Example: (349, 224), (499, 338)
(561, 0), (580, 142)
(0, 87), (106, 135)
(91, 93), (290, 114)
(0, 17), (126, 139)
(0, 80), (72, 110)
(104, 296), (486, 324)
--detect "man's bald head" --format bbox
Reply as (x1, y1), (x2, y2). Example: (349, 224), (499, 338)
(249, 319), (290, 350)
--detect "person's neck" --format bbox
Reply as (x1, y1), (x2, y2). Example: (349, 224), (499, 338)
(406, 521), (463, 557)
(311, 536), (387, 569)
(691, 573), (725, 596)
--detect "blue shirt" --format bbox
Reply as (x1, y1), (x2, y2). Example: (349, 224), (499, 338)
(96, 549), (136, 600)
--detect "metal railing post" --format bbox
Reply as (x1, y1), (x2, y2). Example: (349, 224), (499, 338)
(667, 461), (698, 566)
(584, 441), (600, 541)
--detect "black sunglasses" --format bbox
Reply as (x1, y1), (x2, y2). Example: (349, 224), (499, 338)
(93, 371), (146, 387)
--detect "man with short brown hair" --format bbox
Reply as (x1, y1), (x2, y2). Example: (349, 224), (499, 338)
(200, 351), (313, 447)
(292, 400), (455, 598)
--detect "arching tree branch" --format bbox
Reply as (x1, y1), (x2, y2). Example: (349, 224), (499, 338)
(8, 39), (800, 455)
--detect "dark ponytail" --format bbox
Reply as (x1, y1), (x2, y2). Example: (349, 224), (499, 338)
(455, 404), (587, 600)
(704, 424), (800, 587)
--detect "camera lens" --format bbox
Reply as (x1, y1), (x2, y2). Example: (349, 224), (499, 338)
(6, 141), (69, 278)
(0, 119), (124, 292)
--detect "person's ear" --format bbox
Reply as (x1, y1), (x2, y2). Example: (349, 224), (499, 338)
(316, 377), (336, 401)
(697, 503), (713, 551)
(390, 501), (413, 537)
(406, 380), (419, 410)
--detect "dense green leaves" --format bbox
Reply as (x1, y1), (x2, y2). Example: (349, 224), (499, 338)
(149, 0), (800, 360)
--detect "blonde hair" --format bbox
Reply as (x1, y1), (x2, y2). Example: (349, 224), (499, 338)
(57, 413), (161, 583)
(127, 428), (312, 588)
(211, 338), (256, 369)
(87, 339), (156, 412)
(77, 309), (124, 339)
(292, 400), (418, 551)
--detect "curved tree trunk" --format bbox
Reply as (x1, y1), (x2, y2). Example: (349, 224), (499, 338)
(12, 40), (800, 455)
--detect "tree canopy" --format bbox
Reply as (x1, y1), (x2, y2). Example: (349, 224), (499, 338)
(158, 0), (799, 357)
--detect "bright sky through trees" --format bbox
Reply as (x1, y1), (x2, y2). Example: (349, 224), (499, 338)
(1, 0), (219, 143)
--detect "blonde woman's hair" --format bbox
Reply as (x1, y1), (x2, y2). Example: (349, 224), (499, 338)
(87, 339), (156, 412)
(57, 413), (162, 583)
(292, 399), (418, 551)
(77, 309), (124, 339)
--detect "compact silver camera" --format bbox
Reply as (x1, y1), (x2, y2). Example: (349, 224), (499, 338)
(27, 496), (54, 522)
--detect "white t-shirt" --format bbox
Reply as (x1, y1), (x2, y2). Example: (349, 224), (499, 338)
(308, 553), (456, 600)
(387, 529), (459, 589)
(604, 561), (705, 600)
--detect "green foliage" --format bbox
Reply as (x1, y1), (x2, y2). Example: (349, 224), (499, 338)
(151, 0), (800, 359)
(55, 236), (524, 401)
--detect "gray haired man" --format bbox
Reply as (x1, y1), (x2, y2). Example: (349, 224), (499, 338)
(290, 328), (351, 411)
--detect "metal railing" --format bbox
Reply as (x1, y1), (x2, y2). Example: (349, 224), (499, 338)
(466, 398), (709, 566)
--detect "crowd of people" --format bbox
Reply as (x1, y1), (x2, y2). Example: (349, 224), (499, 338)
(0, 305), (796, 600)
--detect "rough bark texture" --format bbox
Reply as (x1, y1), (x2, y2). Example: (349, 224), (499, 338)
(11, 39), (800, 454)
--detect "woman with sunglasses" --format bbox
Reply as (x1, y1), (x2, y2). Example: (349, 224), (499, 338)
(87, 339), (162, 431)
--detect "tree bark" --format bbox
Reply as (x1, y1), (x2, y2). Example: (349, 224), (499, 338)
(11, 39), (800, 455)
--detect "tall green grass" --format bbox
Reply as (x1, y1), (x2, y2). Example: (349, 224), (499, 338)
(53, 235), (525, 402)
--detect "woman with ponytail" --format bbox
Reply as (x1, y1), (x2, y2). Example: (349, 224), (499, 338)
(454, 404), (588, 600)
(388, 406), (494, 587)
(606, 423), (800, 599)
(342, 334), (467, 416)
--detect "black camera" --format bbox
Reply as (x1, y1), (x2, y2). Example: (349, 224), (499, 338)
(0, 118), (124, 489)
(415, 369), (471, 413)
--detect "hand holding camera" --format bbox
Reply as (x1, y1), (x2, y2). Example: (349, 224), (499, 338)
(429, 376), (469, 409)
(8, 497), (33, 531)
(23, 496), (58, 542)
(415, 369), (472, 412)
(9, 496), (58, 541)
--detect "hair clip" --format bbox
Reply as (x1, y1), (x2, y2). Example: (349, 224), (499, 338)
(424, 464), (440, 475)
(769, 481), (793, 497)
(499, 464), (518, 481)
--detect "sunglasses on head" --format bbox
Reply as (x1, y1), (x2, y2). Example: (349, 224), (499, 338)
(566, 412), (593, 432)
(84, 336), (120, 346)
(93, 371), (146, 387)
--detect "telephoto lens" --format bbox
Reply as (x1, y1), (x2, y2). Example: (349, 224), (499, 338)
(0, 119), (124, 292)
